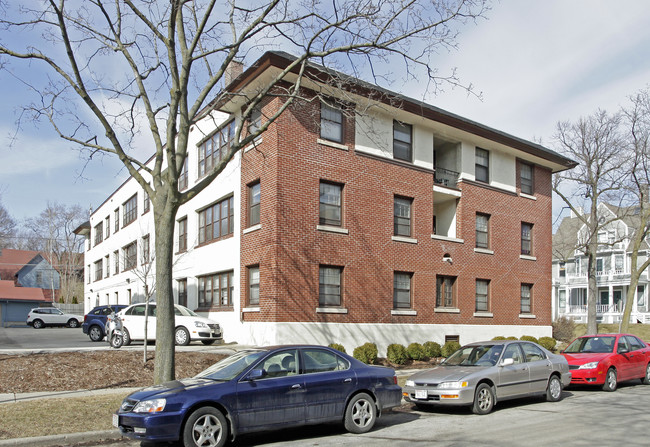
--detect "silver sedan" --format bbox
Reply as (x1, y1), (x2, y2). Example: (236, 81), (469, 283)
(403, 340), (571, 414)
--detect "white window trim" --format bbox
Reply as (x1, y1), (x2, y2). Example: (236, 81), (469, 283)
(316, 307), (348, 314)
(243, 224), (262, 234)
(473, 311), (494, 318)
(317, 138), (349, 151)
(520, 255), (537, 261)
(243, 137), (264, 153)
(242, 307), (260, 313)
(392, 235), (418, 244)
(519, 314), (537, 319)
(434, 307), (460, 314)
(520, 192), (537, 201)
(474, 248), (494, 255)
(316, 225), (349, 235)
(431, 234), (464, 244)
(391, 309), (417, 316)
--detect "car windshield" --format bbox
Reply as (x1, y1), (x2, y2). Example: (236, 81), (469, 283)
(564, 336), (615, 354)
(442, 344), (503, 367)
(196, 350), (266, 381)
(174, 306), (199, 317)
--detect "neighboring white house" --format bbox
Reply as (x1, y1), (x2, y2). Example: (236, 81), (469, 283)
(552, 203), (650, 324)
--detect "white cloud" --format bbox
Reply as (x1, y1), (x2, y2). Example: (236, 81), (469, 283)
(0, 127), (79, 176)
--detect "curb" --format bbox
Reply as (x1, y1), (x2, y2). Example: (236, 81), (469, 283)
(0, 430), (123, 446)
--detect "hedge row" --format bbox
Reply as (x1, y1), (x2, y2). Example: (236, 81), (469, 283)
(491, 335), (557, 351)
(329, 341), (459, 365)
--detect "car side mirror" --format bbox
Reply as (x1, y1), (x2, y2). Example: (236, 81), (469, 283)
(500, 358), (515, 367)
(618, 346), (629, 354)
(247, 369), (266, 381)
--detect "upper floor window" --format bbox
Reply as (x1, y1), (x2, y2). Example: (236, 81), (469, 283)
(476, 213), (490, 249)
(476, 279), (490, 312)
(105, 255), (110, 278)
(320, 103), (343, 143)
(198, 120), (236, 178)
(248, 265), (260, 306)
(143, 191), (150, 214)
(94, 222), (103, 246)
(475, 147), (489, 183)
(520, 162), (533, 195)
(177, 278), (187, 307)
(177, 217), (188, 252)
(113, 250), (119, 275)
(105, 217), (110, 239)
(123, 241), (137, 271)
(319, 181), (343, 227)
(248, 181), (261, 227)
(521, 283), (532, 314)
(393, 272), (412, 309)
(319, 265), (342, 307)
(94, 259), (103, 281)
(394, 196), (413, 237)
(123, 194), (137, 227)
(248, 107), (262, 135)
(141, 234), (150, 264)
(393, 121), (412, 162)
(114, 208), (119, 233)
(178, 159), (188, 191)
(521, 222), (533, 256)
(198, 270), (234, 308)
(436, 275), (456, 308)
(198, 196), (234, 245)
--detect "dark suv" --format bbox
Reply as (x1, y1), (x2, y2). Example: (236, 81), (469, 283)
(82, 305), (128, 341)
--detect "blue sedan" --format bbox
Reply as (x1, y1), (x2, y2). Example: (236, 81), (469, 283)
(114, 345), (402, 446)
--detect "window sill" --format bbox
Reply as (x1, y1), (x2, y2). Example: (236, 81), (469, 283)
(243, 224), (261, 234)
(520, 255), (537, 261)
(244, 137), (263, 152)
(392, 236), (418, 244)
(434, 307), (460, 314)
(391, 309), (417, 316)
(431, 234), (464, 244)
(474, 248), (494, 255)
(317, 225), (349, 235)
(317, 138), (348, 151)
(473, 312), (494, 318)
(316, 307), (348, 314)
(520, 192), (537, 201)
(242, 306), (260, 313)
(519, 314), (536, 319)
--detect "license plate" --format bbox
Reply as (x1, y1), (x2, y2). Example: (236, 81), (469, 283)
(415, 389), (428, 400)
(112, 414), (119, 428)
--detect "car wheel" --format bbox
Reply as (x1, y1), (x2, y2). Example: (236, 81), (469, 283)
(602, 367), (617, 392)
(32, 319), (44, 329)
(121, 328), (131, 346)
(89, 325), (103, 342)
(175, 326), (190, 346)
(344, 392), (376, 434)
(67, 319), (79, 328)
(182, 406), (228, 447)
(546, 375), (563, 402)
(642, 363), (650, 385)
(201, 340), (217, 346)
(472, 383), (495, 415)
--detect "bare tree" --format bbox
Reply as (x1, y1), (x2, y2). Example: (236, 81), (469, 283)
(552, 110), (628, 335)
(0, 0), (489, 383)
(0, 195), (16, 249)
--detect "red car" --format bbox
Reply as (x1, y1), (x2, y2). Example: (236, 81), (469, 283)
(562, 333), (650, 391)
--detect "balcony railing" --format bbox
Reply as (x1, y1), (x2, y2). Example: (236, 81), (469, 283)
(434, 166), (459, 188)
(562, 303), (623, 314)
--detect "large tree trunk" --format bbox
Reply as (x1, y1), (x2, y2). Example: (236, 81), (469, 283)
(586, 250), (598, 335)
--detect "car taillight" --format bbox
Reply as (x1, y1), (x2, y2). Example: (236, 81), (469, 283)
(84, 315), (88, 322)
(393, 375), (398, 385)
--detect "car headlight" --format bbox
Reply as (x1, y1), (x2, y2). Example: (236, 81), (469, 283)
(437, 381), (469, 389)
(133, 399), (166, 413)
(405, 380), (415, 387)
(194, 321), (209, 328)
(578, 362), (599, 370)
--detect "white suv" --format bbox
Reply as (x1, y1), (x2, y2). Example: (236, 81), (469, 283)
(118, 303), (223, 346)
(26, 307), (83, 329)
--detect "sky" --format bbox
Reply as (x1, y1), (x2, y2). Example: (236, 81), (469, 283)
(1, 0), (650, 226)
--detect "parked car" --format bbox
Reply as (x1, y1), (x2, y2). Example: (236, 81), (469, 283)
(118, 303), (223, 346)
(26, 307), (83, 329)
(82, 304), (128, 342)
(403, 340), (571, 414)
(561, 333), (650, 391)
(114, 345), (402, 446)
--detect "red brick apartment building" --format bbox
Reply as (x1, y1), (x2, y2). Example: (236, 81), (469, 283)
(82, 52), (575, 353)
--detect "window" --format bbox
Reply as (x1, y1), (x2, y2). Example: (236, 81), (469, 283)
(503, 343), (524, 364)
(143, 191), (150, 213)
(87, 265), (91, 283)
(198, 271), (234, 308)
(394, 196), (413, 237)
(198, 120), (236, 178)
(105, 255), (110, 278)
(393, 272), (412, 309)
(436, 275), (456, 308)
(249, 107), (262, 134)
(248, 181), (261, 227)
(475, 147), (489, 183)
(320, 103), (343, 143)
(393, 121), (412, 162)
(521, 222), (533, 256)
(319, 265), (342, 307)
(248, 265), (260, 306)
(198, 196), (234, 244)
(142, 235), (150, 264)
(105, 216), (110, 239)
(475, 213), (490, 249)
(521, 283), (532, 314)
(303, 348), (350, 373)
(177, 279), (187, 307)
(475, 279), (490, 312)
(178, 159), (188, 190)
(614, 254), (624, 272)
(559, 262), (566, 277)
(113, 250), (119, 275)
(123, 241), (137, 271)
(178, 217), (188, 252)
(94, 222), (103, 246)
(94, 259), (103, 281)
(114, 209), (119, 233)
(123, 194), (137, 227)
(35, 271), (42, 286)
(520, 162), (533, 195)
(319, 182), (342, 226)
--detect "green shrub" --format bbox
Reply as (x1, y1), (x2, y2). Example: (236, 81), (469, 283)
(387, 344), (409, 364)
(353, 342), (378, 364)
(538, 336), (557, 351)
(552, 316), (576, 342)
(423, 341), (442, 358)
(406, 342), (425, 361)
(491, 336), (506, 340)
(441, 341), (461, 358)
(520, 335), (539, 344)
(328, 343), (346, 354)
(506, 336), (518, 340)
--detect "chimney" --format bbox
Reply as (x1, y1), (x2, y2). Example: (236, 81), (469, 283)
(224, 59), (244, 86)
